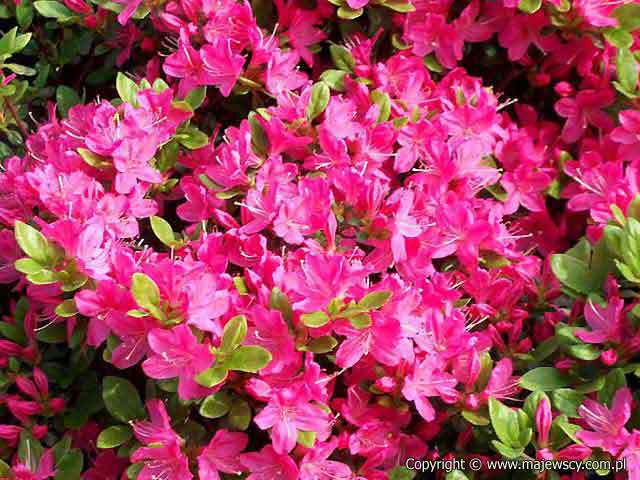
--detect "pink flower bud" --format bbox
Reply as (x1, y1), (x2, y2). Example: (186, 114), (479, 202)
(32, 425), (48, 439)
(64, 0), (92, 14)
(49, 397), (65, 414)
(554, 82), (574, 97)
(536, 397), (551, 447)
(15, 377), (39, 399)
(33, 368), (48, 398)
(600, 348), (617, 366)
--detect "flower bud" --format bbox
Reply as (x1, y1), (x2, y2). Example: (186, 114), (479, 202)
(535, 397), (551, 447)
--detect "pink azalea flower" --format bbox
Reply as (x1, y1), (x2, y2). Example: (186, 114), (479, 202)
(131, 442), (192, 480)
(254, 388), (331, 454)
(611, 110), (640, 161)
(576, 387), (632, 455)
(555, 89), (615, 143)
(402, 357), (459, 421)
(240, 445), (299, 480)
(299, 438), (354, 480)
(198, 429), (248, 480)
(132, 399), (182, 447)
(575, 297), (625, 345)
(142, 324), (214, 399)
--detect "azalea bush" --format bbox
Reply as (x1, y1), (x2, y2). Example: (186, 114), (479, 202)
(1, 0), (640, 479)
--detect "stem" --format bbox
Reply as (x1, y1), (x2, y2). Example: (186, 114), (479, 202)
(4, 96), (28, 139)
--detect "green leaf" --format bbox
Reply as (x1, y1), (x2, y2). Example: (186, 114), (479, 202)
(370, 90), (391, 123)
(566, 344), (600, 361)
(184, 86), (206, 110)
(14, 221), (49, 265)
(248, 111), (269, 156)
(36, 323), (66, 343)
(329, 45), (355, 72)
(229, 399), (251, 430)
(54, 449), (83, 480)
(175, 126), (209, 150)
(617, 48), (638, 94)
(18, 431), (43, 470)
(54, 299), (77, 318)
(131, 273), (161, 311)
(389, 467), (417, 480)
(116, 72), (139, 106)
(491, 440), (524, 459)
(604, 28), (633, 49)
(518, 0), (541, 13)
(301, 311), (330, 328)
(383, 0), (415, 12)
(523, 391), (549, 420)
(102, 376), (145, 423)
(195, 365), (228, 387)
(16, 3), (34, 30)
(306, 82), (330, 122)
(33, 1), (74, 20)
(550, 238), (611, 296)
(613, 3), (640, 31)
(305, 335), (338, 353)
(150, 216), (177, 247)
(220, 315), (247, 353)
(15, 258), (44, 274)
(270, 287), (293, 323)
(77, 148), (110, 168)
(319, 69), (347, 92)
(97, 425), (133, 449)
(337, 5), (363, 19)
(598, 368), (627, 407)
(462, 409), (490, 426)
(552, 389), (584, 418)
(55, 86), (82, 117)
(359, 290), (392, 309)
(199, 392), (232, 418)
(349, 313), (372, 329)
(489, 397), (521, 447)
(227, 345), (272, 373)
(519, 368), (572, 391)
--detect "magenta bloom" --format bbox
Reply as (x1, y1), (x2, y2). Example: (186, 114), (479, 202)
(240, 445), (299, 480)
(576, 387), (632, 455)
(142, 324), (214, 399)
(198, 430), (248, 480)
(254, 388), (331, 454)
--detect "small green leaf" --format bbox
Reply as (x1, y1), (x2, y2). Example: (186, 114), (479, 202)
(349, 313), (372, 329)
(220, 315), (247, 353)
(370, 90), (391, 123)
(462, 409), (490, 426)
(15, 258), (44, 274)
(150, 216), (177, 247)
(604, 28), (633, 48)
(56, 86), (82, 117)
(613, 3), (640, 31)
(55, 449), (83, 480)
(491, 440), (524, 459)
(329, 45), (355, 72)
(519, 367), (572, 391)
(97, 425), (133, 449)
(248, 111), (269, 156)
(301, 311), (330, 328)
(337, 5), (363, 19)
(199, 392), (232, 419)
(305, 335), (338, 353)
(489, 397), (521, 447)
(227, 345), (272, 373)
(131, 273), (161, 311)
(552, 389), (584, 417)
(195, 365), (228, 387)
(14, 221), (49, 265)
(229, 399), (251, 430)
(617, 48), (638, 94)
(518, 0), (541, 13)
(54, 299), (77, 318)
(383, 0), (415, 12)
(598, 368), (627, 407)
(359, 290), (392, 309)
(270, 287), (293, 323)
(175, 126), (209, 150)
(116, 72), (139, 106)
(77, 148), (110, 168)
(184, 86), (207, 110)
(297, 430), (316, 448)
(33, 1), (73, 20)
(306, 82), (330, 122)
(319, 69), (347, 92)
(102, 376), (145, 423)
